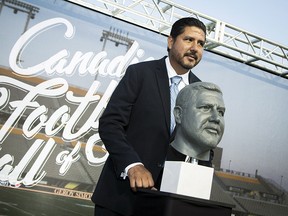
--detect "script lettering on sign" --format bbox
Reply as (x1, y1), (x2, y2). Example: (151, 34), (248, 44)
(0, 18), (154, 187)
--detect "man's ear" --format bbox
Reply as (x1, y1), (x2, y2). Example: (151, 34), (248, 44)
(167, 36), (174, 50)
(173, 106), (182, 124)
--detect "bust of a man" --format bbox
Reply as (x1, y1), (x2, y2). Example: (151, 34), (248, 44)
(170, 82), (226, 162)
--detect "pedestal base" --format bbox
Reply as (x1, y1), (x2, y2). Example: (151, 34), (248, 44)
(160, 161), (214, 199)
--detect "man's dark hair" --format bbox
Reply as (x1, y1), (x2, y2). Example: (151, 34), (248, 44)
(170, 17), (206, 39)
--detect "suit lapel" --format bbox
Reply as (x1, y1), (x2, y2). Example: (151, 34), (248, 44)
(155, 57), (170, 133)
(188, 71), (201, 83)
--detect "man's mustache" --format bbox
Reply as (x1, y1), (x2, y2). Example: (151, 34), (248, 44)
(184, 52), (198, 61)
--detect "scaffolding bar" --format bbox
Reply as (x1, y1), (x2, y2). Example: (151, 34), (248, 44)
(67, 0), (288, 79)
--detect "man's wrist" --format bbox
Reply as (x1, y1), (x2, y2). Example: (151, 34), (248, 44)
(120, 162), (143, 179)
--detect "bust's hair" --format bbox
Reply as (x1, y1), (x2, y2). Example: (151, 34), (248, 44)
(176, 82), (223, 108)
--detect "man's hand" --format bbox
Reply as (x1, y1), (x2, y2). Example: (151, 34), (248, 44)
(127, 164), (154, 192)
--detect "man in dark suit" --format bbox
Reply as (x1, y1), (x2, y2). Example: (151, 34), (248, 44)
(92, 17), (207, 216)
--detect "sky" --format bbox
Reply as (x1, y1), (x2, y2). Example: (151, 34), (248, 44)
(174, 0), (288, 47)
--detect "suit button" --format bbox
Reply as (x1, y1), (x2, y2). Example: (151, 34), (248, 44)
(157, 163), (164, 168)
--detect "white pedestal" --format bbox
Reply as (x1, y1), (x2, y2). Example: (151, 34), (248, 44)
(160, 161), (214, 200)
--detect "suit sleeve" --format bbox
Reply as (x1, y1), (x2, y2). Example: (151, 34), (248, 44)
(99, 64), (142, 177)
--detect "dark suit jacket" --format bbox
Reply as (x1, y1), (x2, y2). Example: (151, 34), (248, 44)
(91, 57), (201, 215)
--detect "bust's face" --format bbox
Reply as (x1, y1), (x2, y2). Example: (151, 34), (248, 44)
(180, 90), (225, 150)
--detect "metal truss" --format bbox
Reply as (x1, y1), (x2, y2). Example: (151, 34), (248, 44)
(67, 0), (288, 79)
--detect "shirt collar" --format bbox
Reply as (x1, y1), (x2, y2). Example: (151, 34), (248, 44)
(165, 57), (190, 86)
